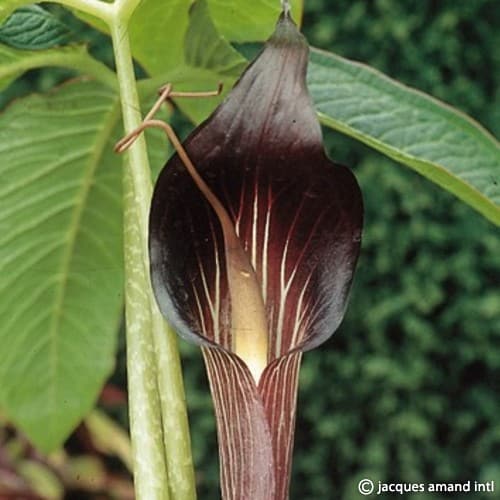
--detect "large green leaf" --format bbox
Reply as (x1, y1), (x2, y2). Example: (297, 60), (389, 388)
(308, 48), (500, 225)
(0, 5), (72, 49)
(0, 80), (168, 452)
(0, 81), (123, 452)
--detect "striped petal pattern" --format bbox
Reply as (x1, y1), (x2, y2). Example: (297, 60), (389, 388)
(149, 11), (363, 499)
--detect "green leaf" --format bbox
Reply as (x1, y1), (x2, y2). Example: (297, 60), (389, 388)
(126, 0), (303, 74)
(131, 0), (251, 123)
(308, 48), (500, 225)
(185, 0), (246, 77)
(207, 0), (303, 42)
(0, 5), (72, 50)
(0, 80), (124, 452)
(0, 79), (168, 452)
(0, 43), (116, 92)
(72, 0), (302, 77)
(136, 0), (305, 123)
(69, 9), (108, 36)
(128, 0), (191, 75)
(171, 0), (247, 123)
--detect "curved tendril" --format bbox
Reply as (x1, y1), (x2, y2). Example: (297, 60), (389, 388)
(116, 106), (269, 383)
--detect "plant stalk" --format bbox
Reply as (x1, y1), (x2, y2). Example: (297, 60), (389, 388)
(110, 16), (169, 500)
(110, 11), (196, 500)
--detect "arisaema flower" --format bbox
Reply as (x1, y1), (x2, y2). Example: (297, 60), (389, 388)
(149, 10), (363, 500)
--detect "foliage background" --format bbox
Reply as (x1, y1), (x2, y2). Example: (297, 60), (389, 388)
(2, 0), (499, 499)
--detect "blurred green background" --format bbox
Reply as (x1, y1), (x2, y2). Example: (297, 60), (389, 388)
(3, 0), (499, 499)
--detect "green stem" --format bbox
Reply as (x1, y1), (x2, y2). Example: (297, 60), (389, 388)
(152, 314), (197, 500)
(110, 16), (170, 500)
(110, 9), (196, 500)
(109, 25), (151, 249)
(123, 174), (170, 500)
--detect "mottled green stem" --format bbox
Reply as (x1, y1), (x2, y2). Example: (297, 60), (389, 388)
(109, 9), (196, 500)
(122, 169), (170, 500)
(110, 14), (169, 500)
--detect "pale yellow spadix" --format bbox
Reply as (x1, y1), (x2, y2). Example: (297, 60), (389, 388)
(224, 241), (269, 384)
(157, 128), (269, 383)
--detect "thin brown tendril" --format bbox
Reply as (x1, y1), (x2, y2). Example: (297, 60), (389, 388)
(115, 84), (269, 382)
(114, 83), (223, 153)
